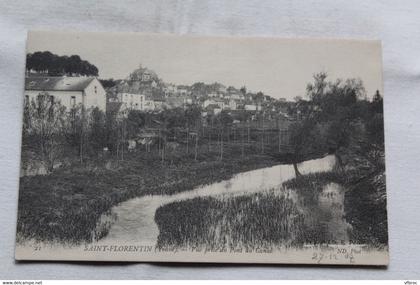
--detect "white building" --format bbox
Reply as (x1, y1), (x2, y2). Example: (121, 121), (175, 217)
(25, 76), (106, 111)
(118, 92), (146, 111)
(227, 99), (237, 110)
(143, 98), (156, 111)
(163, 83), (177, 96)
(203, 98), (225, 109)
(245, 104), (257, 111)
(177, 86), (190, 96)
(153, 98), (165, 110)
(230, 93), (244, 100)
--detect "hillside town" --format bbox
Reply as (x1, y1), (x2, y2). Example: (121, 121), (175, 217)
(24, 63), (295, 161)
(105, 65), (290, 119)
(26, 64), (290, 117)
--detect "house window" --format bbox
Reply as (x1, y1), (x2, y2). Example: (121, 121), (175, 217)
(94, 86), (97, 94)
(70, 96), (76, 107)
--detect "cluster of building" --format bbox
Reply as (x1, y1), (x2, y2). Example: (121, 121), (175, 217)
(24, 65), (289, 119)
(106, 65), (288, 117)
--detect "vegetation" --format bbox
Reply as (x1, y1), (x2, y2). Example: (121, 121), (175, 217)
(18, 112), (280, 244)
(155, 191), (308, 251)
(286, 73), (387, 245)
(154, 73), (387, 250)
(155, 184), (355, 251)
(283, 169), (387, 246)
(155, 166), (386, 250)
(17, 70), (387, 249)
(26, 51), (98, 76)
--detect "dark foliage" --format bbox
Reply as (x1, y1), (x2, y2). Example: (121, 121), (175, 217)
(26, 51), (98, 76)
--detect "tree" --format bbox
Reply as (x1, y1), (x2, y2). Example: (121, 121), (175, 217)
(289, 119), (316, 176)
(216, 111), (233, 160)
(100, 78), (118, 89)
(306, 72), (328, 102)
(288, 73), (365, 175)
(23, 92), (67, 172)
(365, 90), (384, 148)
(240, 86), (247, 96)
(63, 104), (84, 160)
(184, 105), (202, 155)
(289, 72), (379, 176)
(317, 78), (366, 169)
(293, 96), (302, 102)
(104, 107), (120, 153)
(126, 110), (145, 138)
(26, 51), (98, 76)
(88, 107), (107, 154)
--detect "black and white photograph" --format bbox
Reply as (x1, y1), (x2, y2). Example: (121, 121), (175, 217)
(15, 31), (388, 265)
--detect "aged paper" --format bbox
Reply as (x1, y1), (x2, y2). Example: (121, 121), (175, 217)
(16, 31), (388, 265)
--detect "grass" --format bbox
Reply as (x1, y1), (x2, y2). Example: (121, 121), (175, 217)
(155, 191), (309, 251)
(18, 139), (387, 248)
(282, 169), (388, 246)
(154, 168), (388, 251)
(17, 145), (281, 245)
(343, 171), (388, 246)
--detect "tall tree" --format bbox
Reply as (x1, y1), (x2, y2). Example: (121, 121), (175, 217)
(26, 51), (99, 76)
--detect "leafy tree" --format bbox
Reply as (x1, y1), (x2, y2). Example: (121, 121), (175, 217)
(288, 73), (369, 174)
(366, 91), (384, 147)
(26, 51), (98, 76)
(185, 105), (202, 129)
(126, 110), (145, 139)
(100, 78), (118, 88)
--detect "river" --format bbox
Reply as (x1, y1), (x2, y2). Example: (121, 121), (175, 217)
(95, 154), (350, 246)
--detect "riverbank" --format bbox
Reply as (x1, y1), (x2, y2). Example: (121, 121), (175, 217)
(17, 149), (282, 244)
(154, 167), (388, 250)
(283, 169), (388, 246)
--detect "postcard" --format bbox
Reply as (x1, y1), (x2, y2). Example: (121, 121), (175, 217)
(15, 31), (388, 265)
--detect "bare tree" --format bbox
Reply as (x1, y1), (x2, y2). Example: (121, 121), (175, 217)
(23, 92), (67, 172)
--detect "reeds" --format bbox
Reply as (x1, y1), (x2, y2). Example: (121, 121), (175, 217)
(154, 190), (326, 251)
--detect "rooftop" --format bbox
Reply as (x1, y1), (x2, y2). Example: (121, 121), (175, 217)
(25, 76), (96, 91)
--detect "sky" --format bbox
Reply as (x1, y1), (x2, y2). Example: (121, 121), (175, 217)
(27, 31), (383, 100)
